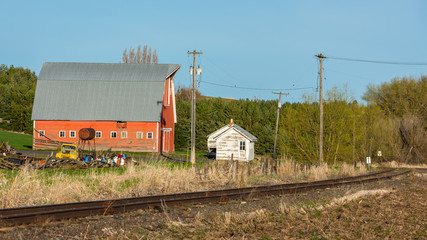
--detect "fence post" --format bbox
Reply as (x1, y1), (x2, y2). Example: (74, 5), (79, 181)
(266, 158), (270, 174)
(232, 162), (236, 181)
(239, 163), (246, 187)
(235, 160), (239, 180)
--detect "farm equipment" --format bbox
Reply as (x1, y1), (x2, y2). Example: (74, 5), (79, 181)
(55, 144), (79, 160)
(0, 128), (138, 170)
(0, 141), (16, 155)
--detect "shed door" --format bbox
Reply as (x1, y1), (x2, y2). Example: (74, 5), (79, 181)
(239, 140), (246, 159)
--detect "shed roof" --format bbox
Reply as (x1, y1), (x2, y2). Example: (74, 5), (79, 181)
(207, 123), (257, 141)
(32, 62), (180, 122)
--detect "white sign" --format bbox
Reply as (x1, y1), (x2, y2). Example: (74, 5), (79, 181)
(377, 151), (382, 157)
(366, 156), (371, 165)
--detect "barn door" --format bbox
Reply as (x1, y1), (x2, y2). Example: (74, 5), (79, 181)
(162, 128), (172, 152)
(239, 140), (246, 160)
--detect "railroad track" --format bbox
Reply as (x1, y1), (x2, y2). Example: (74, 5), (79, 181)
(0, 168), (411, 227)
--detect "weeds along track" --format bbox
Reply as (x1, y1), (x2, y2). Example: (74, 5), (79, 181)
(0, 168), (411, 227)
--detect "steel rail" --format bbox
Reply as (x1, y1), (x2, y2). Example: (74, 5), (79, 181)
(0, 169), (394, 216)
(0, 168), (409, 226)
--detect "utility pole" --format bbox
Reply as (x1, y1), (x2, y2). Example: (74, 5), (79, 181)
(187, 50), (203, 164)
(315, 53), (326, 166)
(272, 91), (288, 161)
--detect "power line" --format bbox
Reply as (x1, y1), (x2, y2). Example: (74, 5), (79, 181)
(327, 69), (375, 82)
(202, 56), (315, 92)
(327, 56), (427, 65)
(201, 80), (314, 91)
(203, 56), (241, 83)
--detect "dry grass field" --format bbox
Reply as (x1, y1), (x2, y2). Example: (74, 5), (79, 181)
(0, 159), (368, 208)
(1, 166), (425, 239)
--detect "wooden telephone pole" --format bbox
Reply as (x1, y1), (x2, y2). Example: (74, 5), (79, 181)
(188, 50), (203, 164)
(315, 53), (326, 166)
(272, 91), (288, 160)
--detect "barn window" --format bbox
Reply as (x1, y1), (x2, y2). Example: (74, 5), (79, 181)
(240, 141), (246, 150)
(59, 131), (66, 138)
(69, 131), (76, 138)
(136, 132), (143, 139)
(121, 131), (127, 139)
(117, 121), (127, 128)
(38, 130), (45, 138)
(95, 131), (102, 138)
(111, 131), (117, 139)
(147, 132), (153, 139)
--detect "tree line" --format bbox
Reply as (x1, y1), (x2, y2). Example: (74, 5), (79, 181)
(175, 76), (426, 164)
(0, 64), (36, 133)
(0, 63), (424, 164)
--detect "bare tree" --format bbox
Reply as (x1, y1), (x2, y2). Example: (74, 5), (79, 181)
(142, 45), (148, 63)
(122, 45), (158, 64)
(122, 49), (129, 63)
(153, 50), (158, 64)
(128, 46), (135, 63)
(176, 85), (203, 101)
(399, 115), (426, 164)
(147, 47), (152, 64)
(135, 45), (142, 64)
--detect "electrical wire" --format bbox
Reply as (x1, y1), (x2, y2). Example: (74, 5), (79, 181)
(201, 80), (314, 91)
(327, 56), (427, 65)
(200, 55), (315, 92)
(327, 69), (375, 82)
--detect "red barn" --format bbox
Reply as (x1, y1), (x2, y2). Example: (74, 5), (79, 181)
(31, 62), (180, 152)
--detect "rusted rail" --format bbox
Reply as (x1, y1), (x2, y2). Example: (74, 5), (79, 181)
(0, 168), (410, 226)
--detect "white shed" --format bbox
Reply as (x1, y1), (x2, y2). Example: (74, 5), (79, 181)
(207, 119), (257, 161)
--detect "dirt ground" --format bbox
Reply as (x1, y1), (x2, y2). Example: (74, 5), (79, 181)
(1, 170), (425, 240)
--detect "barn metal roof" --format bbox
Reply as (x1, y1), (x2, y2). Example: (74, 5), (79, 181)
(32, 62), (180, 122)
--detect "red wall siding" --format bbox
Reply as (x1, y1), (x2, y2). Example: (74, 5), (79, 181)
(34, 120), (160, 152)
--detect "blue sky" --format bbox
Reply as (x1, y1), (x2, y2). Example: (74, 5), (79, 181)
(1, 0), (426, 102)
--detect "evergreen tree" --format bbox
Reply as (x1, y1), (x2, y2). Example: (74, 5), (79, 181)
(0, 65), (37, 133)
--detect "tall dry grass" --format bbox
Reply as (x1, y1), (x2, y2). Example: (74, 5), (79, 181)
(0, 159), (370, 208)
(381, 160), (427, 169)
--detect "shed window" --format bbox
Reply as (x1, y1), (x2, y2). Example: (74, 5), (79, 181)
(240, 141), (246, 150)
(147, 132), (153, 139)
(136, 132), (143, 139)
(59, 131), (66, 138)
(111, 131), (117, 139)
(69, 131), (76, 138)
(95, 131), (102, 138)
(121, 131), (127, 139)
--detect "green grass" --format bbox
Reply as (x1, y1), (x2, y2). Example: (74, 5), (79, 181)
(172, 151), (208, 158)
(0, 161), (185, 181)
(0, 167), (130, 185)
(0, 130), (33, 150)
(247, 174), (282, 184)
